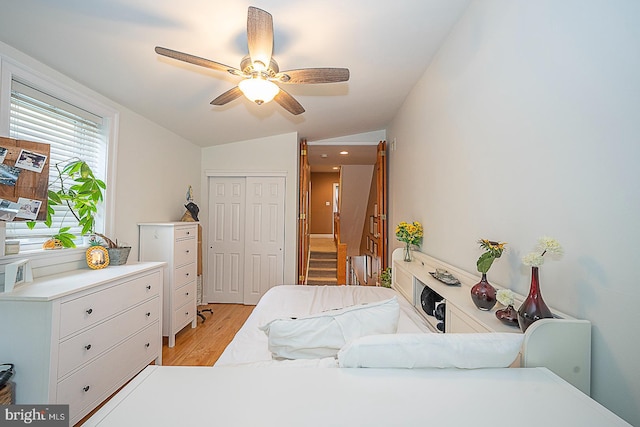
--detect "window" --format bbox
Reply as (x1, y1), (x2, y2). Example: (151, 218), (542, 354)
(1, 60), (115, 251)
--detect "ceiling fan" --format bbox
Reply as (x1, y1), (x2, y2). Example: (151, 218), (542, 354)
(155, 6), (350, 115)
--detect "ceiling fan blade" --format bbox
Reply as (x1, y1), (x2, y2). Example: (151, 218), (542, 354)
(210, 86), (243, 105)
(155, 46), (244, 76)
(275, 68), (350, 84)
(274, 89), (305, 115)
(247, 6), (273, 69)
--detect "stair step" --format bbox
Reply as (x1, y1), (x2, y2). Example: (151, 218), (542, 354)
(310, 251), (337, 260)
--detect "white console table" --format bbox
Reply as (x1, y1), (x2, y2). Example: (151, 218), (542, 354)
(392, 248), (591, 395)
(0, 262), (164, 425)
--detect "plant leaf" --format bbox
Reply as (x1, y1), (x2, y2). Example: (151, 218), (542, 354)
(477, 252), (496, 273)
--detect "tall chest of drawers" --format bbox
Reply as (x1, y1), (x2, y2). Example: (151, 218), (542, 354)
(138, 222), (198, 347)
(0, 263), (164, 425)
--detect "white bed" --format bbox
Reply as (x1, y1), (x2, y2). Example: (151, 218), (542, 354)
(84, 283), (630, 426)
(215, 284), (433, 367)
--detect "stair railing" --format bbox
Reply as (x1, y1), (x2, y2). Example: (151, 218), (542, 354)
(334, 212), (347, 284)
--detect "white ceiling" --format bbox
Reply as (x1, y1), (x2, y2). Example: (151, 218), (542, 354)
(0, 0), (470, 148)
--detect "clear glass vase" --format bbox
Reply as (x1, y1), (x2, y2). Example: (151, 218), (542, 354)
(403, 243), (412, 262)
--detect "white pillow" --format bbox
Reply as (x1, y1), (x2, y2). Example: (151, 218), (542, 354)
(259, 297), (400, 360)
(338, 332), (524, 369)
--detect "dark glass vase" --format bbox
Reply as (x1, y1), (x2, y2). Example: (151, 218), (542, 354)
(470, 273), (497, 311)
(517, 266), (553, 332)
(495, 305), (519, 327)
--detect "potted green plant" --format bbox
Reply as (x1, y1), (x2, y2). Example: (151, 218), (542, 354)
(380, 267), (392, 288)
(27, 158), (132, 263)
(27, 159), (104, 248)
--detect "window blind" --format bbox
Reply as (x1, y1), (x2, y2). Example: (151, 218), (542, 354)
(5, 79), (108, 248)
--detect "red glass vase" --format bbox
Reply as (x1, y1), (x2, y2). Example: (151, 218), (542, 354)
(470, 273), (497, 311)
(517, 266), (553, 332)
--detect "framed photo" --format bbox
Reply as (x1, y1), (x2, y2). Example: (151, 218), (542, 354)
(0, 163), (21, 186)
(0, 199), (21, 221)
(373, 242), (378, 256)
(366, 255), (372, 277)
(369, 216), (374, 234)
(0, 146), (7, 163)
(15, 149), (48, 173)
(373, 220), (379, 237)
(16, 197), (42, 220)
(86, 246), (110, 269)
(4, 259), (33, 293)
(374, 203), (378, 217)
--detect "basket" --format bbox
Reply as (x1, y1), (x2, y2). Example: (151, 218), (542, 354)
(107, 247), (132, 266)
(0, 382), (14, 405)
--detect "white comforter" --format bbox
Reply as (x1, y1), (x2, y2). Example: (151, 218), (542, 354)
(214, 285), (432, 366)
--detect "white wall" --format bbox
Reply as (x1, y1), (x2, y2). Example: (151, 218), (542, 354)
(387, 1), (640, 424)
(0, 41), (202, 258)
(200, 132), (299, 296)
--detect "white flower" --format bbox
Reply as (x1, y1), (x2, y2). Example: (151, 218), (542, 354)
(522, 252), (544, 267)
(496, 289), (515, 306)
(536, 236), (564, 257)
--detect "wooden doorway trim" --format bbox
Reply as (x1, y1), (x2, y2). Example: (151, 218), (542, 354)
(376, 140), (388, 272)
(298, 138), (311, 284)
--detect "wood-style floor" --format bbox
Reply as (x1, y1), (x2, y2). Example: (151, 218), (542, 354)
(162, 303), (254, 365)
(76, 303), (254, 425)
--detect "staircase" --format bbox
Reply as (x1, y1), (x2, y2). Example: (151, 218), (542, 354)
(306, 238), (338, 285)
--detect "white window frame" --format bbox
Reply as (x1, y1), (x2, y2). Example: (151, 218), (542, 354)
(0, 54), (119, 262)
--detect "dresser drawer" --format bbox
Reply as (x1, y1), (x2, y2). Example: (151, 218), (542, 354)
(59, 271), (161, 338)
(174, 237), (197, 267)
(172, 299), (196, 334)
(173, 281), (196, 310)
(57, 321), (160, 422)
(174, 225), (197, 240)
(58, 297), (160, 378)
(174, 262), (197, 288)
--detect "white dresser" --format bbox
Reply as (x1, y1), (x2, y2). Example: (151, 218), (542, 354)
(138, 222), (198, 347)
(0, 262), (164, 425)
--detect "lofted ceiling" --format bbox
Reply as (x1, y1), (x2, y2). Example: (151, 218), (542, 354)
(0, 1), (470, 148)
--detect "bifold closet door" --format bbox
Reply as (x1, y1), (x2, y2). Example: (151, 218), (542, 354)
(207, 176), (285, 304)
(208, 177), (246, 304)
(243, 177), (285, 305)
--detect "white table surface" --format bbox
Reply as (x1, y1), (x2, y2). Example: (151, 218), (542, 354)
(84, 366), (630, 426)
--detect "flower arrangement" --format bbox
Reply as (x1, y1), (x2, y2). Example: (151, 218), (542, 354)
(496, 289), (515, 307)
(522, 236), (563, 267)
(476, 239), (507, 274)
(395, 221), (423, 246)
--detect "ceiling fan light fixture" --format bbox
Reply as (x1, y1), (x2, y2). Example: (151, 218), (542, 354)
(238, 77), (279, 105)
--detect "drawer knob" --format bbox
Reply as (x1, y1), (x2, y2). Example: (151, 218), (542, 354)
(86, 308), (93, 315)
(185, 311), (190, 316)
(186, 273), (190, 277)
(146, 285), (152, 290)
(85, 344), (92, 350)
(145, 343), (150, 348)
(83, 386), (90, 392)
(146, 312), (151, 317)
(185, 292), (189, 296)
(186, 250), (190, 254)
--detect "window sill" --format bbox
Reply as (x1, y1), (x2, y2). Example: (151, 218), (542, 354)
(0, 246), (89, 268)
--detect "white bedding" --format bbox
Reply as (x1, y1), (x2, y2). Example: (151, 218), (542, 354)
(214, 285), (432, 366)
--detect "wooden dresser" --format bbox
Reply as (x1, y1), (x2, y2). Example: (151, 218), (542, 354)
(0, 262), (164, 425)
(138, 222), (198, 347)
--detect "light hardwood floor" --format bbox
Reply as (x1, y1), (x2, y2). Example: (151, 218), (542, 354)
(76, 303), (254, 425)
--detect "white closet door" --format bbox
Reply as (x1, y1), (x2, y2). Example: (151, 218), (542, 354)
(207, 175), (285, 305)
(208, 177), (245, 303)
(243, 177), (285, 304)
